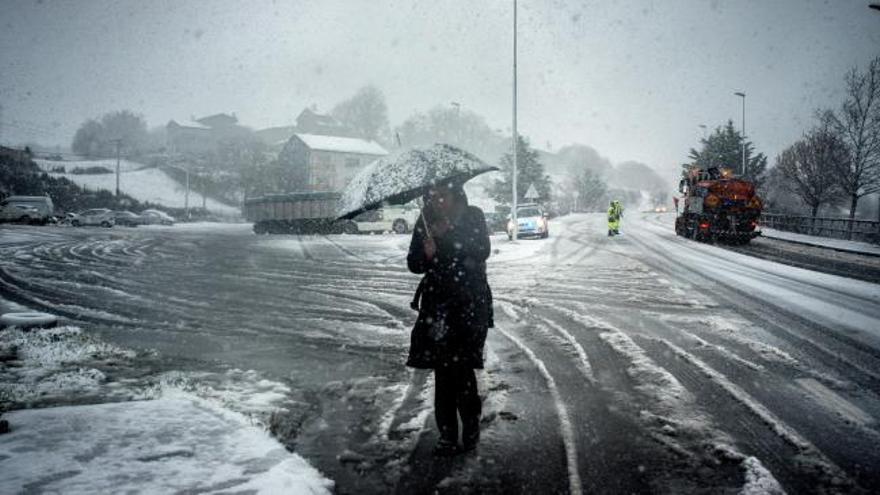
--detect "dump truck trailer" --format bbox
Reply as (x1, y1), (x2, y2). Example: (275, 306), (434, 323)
(244, 192), (353, 234)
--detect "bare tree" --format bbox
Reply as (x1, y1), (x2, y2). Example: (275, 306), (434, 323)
(826, 56), (880, 232)
(776, 120), (846, 232)
(575, 169), (608, 212)
(331, 85), (391, 144)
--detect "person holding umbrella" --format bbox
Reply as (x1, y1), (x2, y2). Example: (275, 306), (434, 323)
(407, 180), (493, 456)
(336, 144), (498, 455)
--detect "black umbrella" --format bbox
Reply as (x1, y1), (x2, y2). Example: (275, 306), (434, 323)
(336, 144), (498, 221)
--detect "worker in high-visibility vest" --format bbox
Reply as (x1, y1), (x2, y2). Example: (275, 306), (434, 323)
(607, 200), (623, 236)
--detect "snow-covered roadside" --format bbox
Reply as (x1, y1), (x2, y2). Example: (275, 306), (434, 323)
(632, 214), (880, 348)
(1, 394), (333, 494)
(0, 322), (334, 493)
(760, 227), (880, 256)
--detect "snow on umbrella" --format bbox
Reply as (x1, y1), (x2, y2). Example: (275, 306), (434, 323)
(336, 144), (498, 220)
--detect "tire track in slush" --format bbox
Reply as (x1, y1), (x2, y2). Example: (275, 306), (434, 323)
(564, 231), (870, 492)
(531, 299), (796, 493)
(624, 226), (880, 389)
(492, 315), (584, 495)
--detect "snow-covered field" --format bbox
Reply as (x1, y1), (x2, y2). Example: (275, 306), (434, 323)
(34, 159), (240, 216)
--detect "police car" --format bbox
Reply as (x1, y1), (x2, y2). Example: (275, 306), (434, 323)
(507, 204), (549, 240)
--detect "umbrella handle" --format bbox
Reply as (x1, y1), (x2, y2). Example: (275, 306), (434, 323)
(417, 198), (433, 242)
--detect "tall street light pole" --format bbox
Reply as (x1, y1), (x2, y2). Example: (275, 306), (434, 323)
(451, 101), (461, 145)
(734, 92), (746, 176)
(511, 0), (518, 242)
(113, 139), (122, 197)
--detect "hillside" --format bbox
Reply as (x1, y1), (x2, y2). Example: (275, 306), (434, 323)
(34, 159), (240, 216)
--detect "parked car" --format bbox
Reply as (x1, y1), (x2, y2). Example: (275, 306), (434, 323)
(507, 205), (549, 240)
(72, 208), (115, 227)
(112, 210), (143, 227)
(0, 203), (42, 224)
(140, 209), (175, 225)
(0, 195), (53, 224)
(352, 206), (419, 234)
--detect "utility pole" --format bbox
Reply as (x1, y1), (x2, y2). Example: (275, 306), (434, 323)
(511, 0), (519, 242)
(185, 165), (190, 219)
(451, 101), (461, 145)
(113, 139), (122, 197)
(734, 92), (746, 176)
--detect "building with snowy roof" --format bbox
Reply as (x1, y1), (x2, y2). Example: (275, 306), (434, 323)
(255, 108), (355, 150)
(278, 133), (388, 192)
(166, 113), (249, 155)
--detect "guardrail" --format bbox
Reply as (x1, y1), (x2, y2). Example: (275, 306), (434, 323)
(760, 212), (880, 244)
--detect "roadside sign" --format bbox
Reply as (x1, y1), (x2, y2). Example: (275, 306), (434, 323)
(524, 183), (539, 200)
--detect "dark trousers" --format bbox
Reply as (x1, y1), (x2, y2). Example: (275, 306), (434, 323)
(434, 365), (481, 445)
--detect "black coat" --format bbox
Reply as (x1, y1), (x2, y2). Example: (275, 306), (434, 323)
(406, 205), (493, 369)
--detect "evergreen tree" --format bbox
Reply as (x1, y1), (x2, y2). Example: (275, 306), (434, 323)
(686, 120), (767, 185)
(488, 136), (552, 206)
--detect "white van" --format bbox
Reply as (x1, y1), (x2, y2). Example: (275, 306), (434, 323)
(0, 195), (54, 224)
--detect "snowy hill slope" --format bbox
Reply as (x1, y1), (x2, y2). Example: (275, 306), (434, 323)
(34, 158), (146, 174)
(35, 160), (240, 216)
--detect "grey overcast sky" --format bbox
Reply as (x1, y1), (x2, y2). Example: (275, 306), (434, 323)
(1, 0), (878, 178)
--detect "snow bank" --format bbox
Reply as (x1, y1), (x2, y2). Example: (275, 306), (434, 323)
(761, 228), (880, 256)
(0, 322), (334, 494)
(0, 394), (333, 494)
(0, 325), (135, 404)
(137, 368), (297, 427)
(740, 457), (786, 495)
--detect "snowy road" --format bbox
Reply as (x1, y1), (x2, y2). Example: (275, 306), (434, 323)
(2, 214), (879, 494)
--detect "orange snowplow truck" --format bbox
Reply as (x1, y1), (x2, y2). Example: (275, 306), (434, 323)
(675, 166), (762, 244)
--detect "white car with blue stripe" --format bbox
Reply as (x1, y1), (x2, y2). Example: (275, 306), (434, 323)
(507, 206), (549, 240)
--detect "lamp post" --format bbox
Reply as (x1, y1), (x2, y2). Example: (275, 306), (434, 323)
(698, 124), (707, 140)
(734, 92), (746, 176)
(451, 101), (461, 145)
(112, 139), (122, 197)
(511, 0), (518, 242)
